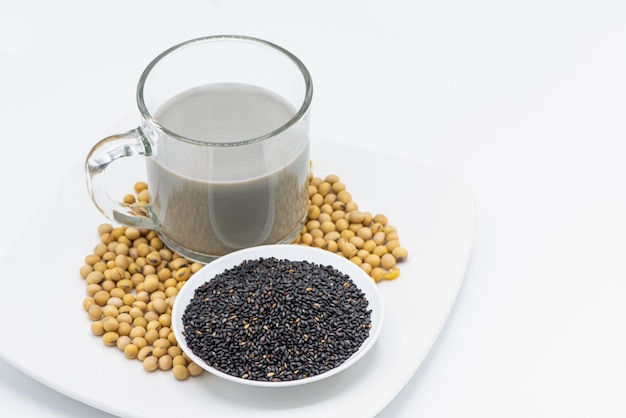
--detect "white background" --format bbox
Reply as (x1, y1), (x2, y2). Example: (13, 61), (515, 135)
(1, 0), (625, 416)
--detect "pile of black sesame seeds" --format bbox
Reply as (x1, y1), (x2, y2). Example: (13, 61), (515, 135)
(181, 257), (372, 382)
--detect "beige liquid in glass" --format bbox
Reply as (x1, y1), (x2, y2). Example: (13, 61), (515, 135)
(146, 83), (309, 257)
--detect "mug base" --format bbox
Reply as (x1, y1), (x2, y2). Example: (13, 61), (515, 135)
(157, 221), (305, 264)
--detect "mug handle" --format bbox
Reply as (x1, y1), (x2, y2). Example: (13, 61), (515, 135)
(85, 128), (159, 230)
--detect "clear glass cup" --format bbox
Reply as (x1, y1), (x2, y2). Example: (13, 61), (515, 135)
(85, 35), (313, 262)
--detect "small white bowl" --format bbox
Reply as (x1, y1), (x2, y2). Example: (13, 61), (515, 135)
(172, 244), (384, 387)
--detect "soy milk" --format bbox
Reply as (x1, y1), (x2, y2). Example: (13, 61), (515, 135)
(146, 83), (309, 256)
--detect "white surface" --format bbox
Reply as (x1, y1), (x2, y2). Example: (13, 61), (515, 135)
(1, 1), (626, 417)
(172, 244), (386, 388)
(0, 140), (473, 417)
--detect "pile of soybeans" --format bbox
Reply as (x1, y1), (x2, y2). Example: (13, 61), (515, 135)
(294, 172), (408, 281)
(78, 169), (408, 380)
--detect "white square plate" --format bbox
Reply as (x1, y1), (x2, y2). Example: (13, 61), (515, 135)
(0, 138), (474, 417)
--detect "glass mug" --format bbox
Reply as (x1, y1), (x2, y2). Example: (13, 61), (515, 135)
(86, 35), (313, 263)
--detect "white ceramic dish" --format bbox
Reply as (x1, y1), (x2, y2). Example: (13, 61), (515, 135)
(0, 138), (475, 418)
(172, 244), (384, 387)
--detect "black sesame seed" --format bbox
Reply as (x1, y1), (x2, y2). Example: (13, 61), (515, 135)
(181, 257), (372, 382)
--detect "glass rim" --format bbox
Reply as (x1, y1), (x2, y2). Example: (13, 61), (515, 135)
(136, 34), (313, 147)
